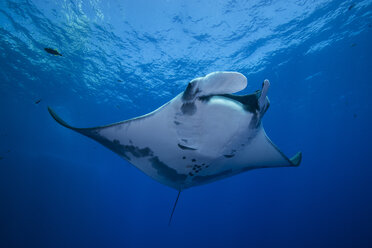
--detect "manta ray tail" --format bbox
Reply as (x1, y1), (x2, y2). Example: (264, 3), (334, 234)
(168, 190), (181, 226)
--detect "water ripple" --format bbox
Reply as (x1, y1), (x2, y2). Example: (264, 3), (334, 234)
(0, 0), (371, 107)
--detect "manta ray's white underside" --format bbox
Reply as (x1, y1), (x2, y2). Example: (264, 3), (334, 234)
(49, 72), (301, 190)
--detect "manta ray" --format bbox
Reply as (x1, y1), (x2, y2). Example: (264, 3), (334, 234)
(48, 71), (301, 224)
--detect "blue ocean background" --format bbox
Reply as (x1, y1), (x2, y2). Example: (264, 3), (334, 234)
(1, 0), (372, 247)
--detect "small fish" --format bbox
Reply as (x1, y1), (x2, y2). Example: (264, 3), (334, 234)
(353, 113), (357, 118)
(35, 99), (41, 104)
(117, 79), (123, 82)
(351, 43), (357, 47)
(348, 3), (356, 11)
(44, 48), (62, 56)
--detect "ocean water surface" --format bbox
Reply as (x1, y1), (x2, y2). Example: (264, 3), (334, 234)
(1, 0), (372, 247)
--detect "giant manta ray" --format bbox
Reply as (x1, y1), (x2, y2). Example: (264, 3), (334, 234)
(48, 71), (301, 223)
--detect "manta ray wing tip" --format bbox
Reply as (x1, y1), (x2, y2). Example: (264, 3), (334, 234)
(290, 152), (302, 167)
(47, 106), (74, 130)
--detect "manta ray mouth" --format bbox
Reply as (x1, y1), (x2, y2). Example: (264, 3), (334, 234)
(199, 90), (262, 114)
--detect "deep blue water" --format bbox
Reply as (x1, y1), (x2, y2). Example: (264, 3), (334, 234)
(1, 0), (372, 247)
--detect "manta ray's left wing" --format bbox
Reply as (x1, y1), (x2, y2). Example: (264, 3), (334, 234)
(187, 126), (302, 188)
(238, 127), (302, 168)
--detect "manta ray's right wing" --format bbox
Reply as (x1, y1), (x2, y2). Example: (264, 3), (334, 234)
(48, 105), (191, 190)
(48, 107), (138, 159)
(47, 106), (174, 162)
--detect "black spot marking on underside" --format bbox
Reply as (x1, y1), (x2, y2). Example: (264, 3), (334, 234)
(112, 139), (153, 159)
(149, 156), (187, 183)
(82, 134), (131, 161)
(124, 144), (152, 158)
(181, 102), (197, 115)
(78, 129), (159, 162)
(192, 169), (233, 183)
(182, 156), (186, 159)
(77, 130), (189, 185)
(178, 144), (197, 150)
(224, 154), (235, 158)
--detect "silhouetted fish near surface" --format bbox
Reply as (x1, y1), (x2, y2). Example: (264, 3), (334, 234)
(35, 99), (41, 104)
(117, 79), (123, 82)
(348, 3), (356, 10)
(44, 48), (62, 56)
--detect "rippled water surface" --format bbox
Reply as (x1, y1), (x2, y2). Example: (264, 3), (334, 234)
(1, 0), (372, 247)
